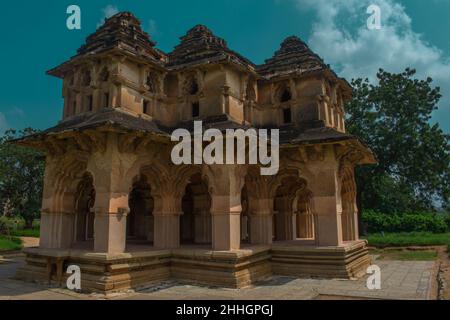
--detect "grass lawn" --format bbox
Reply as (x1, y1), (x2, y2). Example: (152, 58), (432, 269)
(363, 232), (450, 248)
(370, 248), (437, 261)
(10, 229), (40, 238)
(0, 235), (23, 251)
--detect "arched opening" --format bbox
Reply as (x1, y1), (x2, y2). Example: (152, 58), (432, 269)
(127, 175), (154, 245)
(73, 172), (95, 248)
(280, 89), (292, 102)
(180, 173), (211, 246)
(184, 74), (199, 96)
(189, 79), (199, 95)
(273, 174), (307, 241)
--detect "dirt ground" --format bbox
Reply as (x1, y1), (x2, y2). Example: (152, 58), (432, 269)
(436, 246), (450, 300)
(20, 237), (39, 248)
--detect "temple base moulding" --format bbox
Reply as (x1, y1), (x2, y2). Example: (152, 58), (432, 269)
(16, 240), (371, 293)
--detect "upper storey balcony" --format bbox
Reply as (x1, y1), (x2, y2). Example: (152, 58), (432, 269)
(45, 11), (351, 140)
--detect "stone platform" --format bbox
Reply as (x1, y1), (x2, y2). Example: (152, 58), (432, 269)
(271, 240), (371, 279)
(16, 241), (370, 293)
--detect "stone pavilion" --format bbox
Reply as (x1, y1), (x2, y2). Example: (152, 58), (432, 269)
(15, 12), (376, 292)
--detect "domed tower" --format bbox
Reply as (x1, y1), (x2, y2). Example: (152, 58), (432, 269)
(256, 36), (351, 132)
(166, 24), (257, 126)
(48, 12), (167, 121)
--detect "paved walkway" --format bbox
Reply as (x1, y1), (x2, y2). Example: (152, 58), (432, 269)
(0, 254), (436, 300)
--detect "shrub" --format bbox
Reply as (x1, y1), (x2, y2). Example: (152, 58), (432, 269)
(362, 210), (448, 233)
(32, 219), (40, 230)
(0, 216), (29, 235)
(364, 232), (450, 247)
(0, 235), (23, 251)
(445, 215), (450, 231)
(0, 218), (6, 235)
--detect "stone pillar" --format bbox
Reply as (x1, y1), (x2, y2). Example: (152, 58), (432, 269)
(296, 211), (315, 239)
(153, 195), (182, 249)
(75, 93), (82, 114)
(141, 162), (201, 249)
(340, 166), (359, 242)
(351, 203), (359, 240)
(92, 88), (100, 111)
(146, 215), (154, 242)
(204, 165), (246, 251)
(153, 212), (181, 249)
(194, 209), (212, 244)
(296, 194), (315, 239)
(241, 215), (249, 241)
(248, 198), (273, 245)
(308, 165), (343, 247)
(92, 186), (130, 253)
(87, 132), (138, 254)
(342, 202), (358, 241)
(39, 211), (74, 249)
(245, 173), (279, 245)
(93, 209), (128, 253)
(211, 207), (241, 251)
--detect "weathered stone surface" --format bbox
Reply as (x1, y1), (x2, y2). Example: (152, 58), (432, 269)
(12, 10), (377, 292)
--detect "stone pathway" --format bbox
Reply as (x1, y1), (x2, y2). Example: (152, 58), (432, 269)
(20, 237), (39, 248)
(0, 254), (436, 300)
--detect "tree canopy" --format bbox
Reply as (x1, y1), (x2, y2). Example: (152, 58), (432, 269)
(346, 68), (450, 213)
(0, 128), (44, 227)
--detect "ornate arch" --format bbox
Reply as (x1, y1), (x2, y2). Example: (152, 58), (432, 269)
(46, 151), (90, 214)
(140, 162), (202, 213)
(182, 73), (200, 96)
(274, 82), (292, 103)
(145, 70), (161, 94)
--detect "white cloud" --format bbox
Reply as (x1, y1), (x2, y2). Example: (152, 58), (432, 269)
(293, 0), (450, 129)
(97, 5), (119, 28)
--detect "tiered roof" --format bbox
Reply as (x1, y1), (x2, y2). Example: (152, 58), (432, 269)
(257, 36), (326, 79)
(48, 12), (342, 81)
(48, 12), (166, 77)
(167, 24), (254, 71)
(79, 12), (165, 60)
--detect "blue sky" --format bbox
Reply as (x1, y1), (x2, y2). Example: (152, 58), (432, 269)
(1, 0), (449, 133)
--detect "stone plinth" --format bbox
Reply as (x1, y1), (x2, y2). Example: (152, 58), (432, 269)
(271, 240), (371, 279)
(16, 240), (371, 293)
(170, 246), (272, 288)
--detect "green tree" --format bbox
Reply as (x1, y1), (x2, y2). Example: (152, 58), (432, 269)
(0, 128), (45, 228)
(346, 68), (450, 214)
